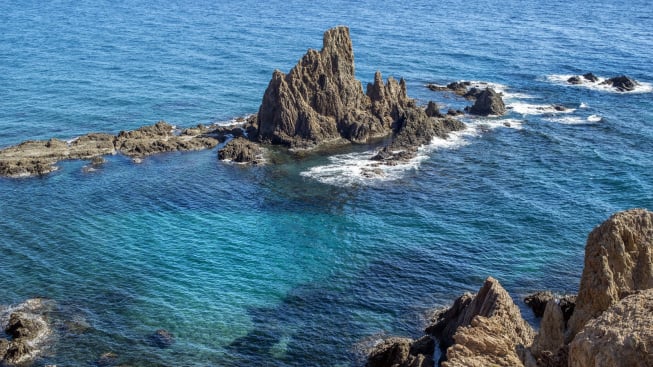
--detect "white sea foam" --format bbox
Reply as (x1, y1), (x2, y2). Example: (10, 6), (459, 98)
(580, 102), (589, 108)
(546, 74), (653, 94)
(301, 119), (522, 186)
(545, 115), (602, 125)
(508, 102), (575, 116)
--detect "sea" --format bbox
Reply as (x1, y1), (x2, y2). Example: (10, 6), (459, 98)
(1, 0), (652, 365)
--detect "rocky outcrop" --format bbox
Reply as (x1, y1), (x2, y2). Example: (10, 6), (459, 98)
(467, 88), (506, 116)
(257, 27), (400, 147)
(427, 277), (534, 367)
(569, 289), (653, 367)
(0, 121), (221, 177)
(148, 329), (175, 348)
(366, 336), (435, 367)
(218, 137), (264, 164)
(567, 73), (598, 84)
(1, 298), (53, 366)
(567, 208), (653, 340)
(600, 75), (639, 92)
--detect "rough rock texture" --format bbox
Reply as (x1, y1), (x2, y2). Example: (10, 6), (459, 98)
(531, 300), (565, 358)
(257, 26), (412, 148)
(569, 289), (653, 367)
(424, 293), (473, 349)
(424, 101), (442, 118)
(467, 88), (506, 116)
(218, 137), (264, 164)
(600, 75), (638, 92)
(427, 277), (534, 367)
(582, 72), (599, 82)
(567, 208), (653, 340)
(366, 336), (434, 367)
(1, 298), (52, 366)
(0, 121), (220, 177)
(524, 291), (554, 318)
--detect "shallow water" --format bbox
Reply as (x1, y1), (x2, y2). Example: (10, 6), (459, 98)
(1, 0), (652, 365)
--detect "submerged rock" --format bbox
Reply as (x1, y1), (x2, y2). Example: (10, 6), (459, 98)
(467, 88), (506, 116)
(148, 329), (175, 348)
(567, 208), (653, 340)
(569, 289), (653, 367)
(1, 298), (53, 366)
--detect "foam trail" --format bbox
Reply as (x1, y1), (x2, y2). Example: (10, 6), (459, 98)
(547, 74), (652, 94)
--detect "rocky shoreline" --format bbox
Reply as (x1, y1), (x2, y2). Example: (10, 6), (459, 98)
(366, 208), (653, 367)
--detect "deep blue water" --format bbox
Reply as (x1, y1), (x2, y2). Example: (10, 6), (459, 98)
(1, 0), (652, 365)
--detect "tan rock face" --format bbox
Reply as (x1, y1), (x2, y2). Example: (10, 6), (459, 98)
(569, 289), (653, 367)
(567, 209), (653, 340)
(434, 277), (534, 367)
(257, 26), (413, 148)
(531, 300), (565, 358)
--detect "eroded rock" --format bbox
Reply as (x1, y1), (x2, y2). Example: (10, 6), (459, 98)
(599, 75), (639, 92)
(1, 298), (53, 366)
(567, 208), (653, 340)
(427, 277), (534, 367)
(524, 291), (554, 318)
(569, 289), (653, 367)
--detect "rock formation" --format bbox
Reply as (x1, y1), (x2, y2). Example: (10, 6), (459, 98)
(148, 329), (175, 348)
(568, 289), (653, 367)
(467, 88), (506, 116)
(567, 73), (599, 85)
(524, 291), (554, 318)
(567, 208), (653, 340)
(530, 300), (565, 359)
(218, 137), (264, 164)
(0, 121), (221, 177)
(0, 298), (53, 366)
(600, 75), (639, 92)
(435, 277), (535, 367)
(256, 26), (464, 157)
(366, 336), (435, 367)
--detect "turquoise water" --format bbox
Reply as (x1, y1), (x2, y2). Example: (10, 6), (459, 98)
(1, 0), (652, 365)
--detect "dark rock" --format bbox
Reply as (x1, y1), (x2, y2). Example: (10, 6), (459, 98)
(148, 329), (175, 349)
(468, 88), (506, 116)
(425, 101), (442, 118)
(446, 109), (464, 116)
(426, 83), (449, 92)
(600, 75), (638, 92)
(463, 87), (484, 100)
(96, 351), (119, 367)
(524, 291), (554, 317)
(567, 76), (583, 85)
(559, 295), (576, 324)
(582, 73), (598, 82)
(218, 137), (264, 164)
(256, 26), (414, 148)
(366, 336), (434, 367)
(425, 293), (473, 349)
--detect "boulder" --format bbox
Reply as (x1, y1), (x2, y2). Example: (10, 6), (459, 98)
(218, 137), (264, 164)
(600, 75), (638, 92)
(115, 121), (218, 158)
(467, 88), (506, 116)
(568, 289), (653, 367)
(426, 277), (534, 367)
(567, 209), (653, 340)
(366, 336), (435, 367)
